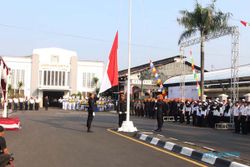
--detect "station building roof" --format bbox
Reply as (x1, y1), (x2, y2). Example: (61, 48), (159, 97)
(164, 64), (250, 85)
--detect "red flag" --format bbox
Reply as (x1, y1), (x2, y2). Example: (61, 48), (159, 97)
(99, 31), (118, 93)
(240, 20), (247, 27)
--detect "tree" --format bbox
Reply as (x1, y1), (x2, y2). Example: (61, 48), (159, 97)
(17, 81), (23, 97)
(7, 84), (12, 97)
(177, 0), (231, 100)
(92, 77), (99, 94)
(138, 69), (152, 97)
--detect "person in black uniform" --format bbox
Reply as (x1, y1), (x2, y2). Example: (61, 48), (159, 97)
(87, 93), (95, 132)
(118, 94), (126, 127)
(44, 96), (49, 111)
(24, 96), (29, 110)
(154, 94), (164, 132)
(172, 100), (178, 122)
(0, 126), (11, 167)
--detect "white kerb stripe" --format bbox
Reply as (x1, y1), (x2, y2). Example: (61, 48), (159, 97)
(230, 162), (250, 167)
(201, 154), (217, 165)
(0, 123), (20, 129)
(150, 137), (159, 145)
(164, 142), (175, 151)
(180, 147), (194, 157)
(139, 134), (148, 141)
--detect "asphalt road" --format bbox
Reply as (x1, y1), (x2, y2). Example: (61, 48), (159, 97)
(130, 115), (250, 161)
(5, 109), (206, 167)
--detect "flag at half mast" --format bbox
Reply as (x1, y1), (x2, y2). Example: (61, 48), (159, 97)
(99, 31), (119, 94)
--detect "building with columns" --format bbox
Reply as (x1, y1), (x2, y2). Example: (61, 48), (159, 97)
(2, 48), (104, 106)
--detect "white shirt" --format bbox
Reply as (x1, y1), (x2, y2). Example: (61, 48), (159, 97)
(29, 99), (35, 104)
(240, 105), (248, 116)
(232, 106), (240, 116)
(19, 98), (24, 103)
(247, 106), (250, 116)
(13, 98), (19, 103)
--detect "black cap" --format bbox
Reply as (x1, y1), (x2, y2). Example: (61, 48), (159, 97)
(0, 126), (4, 132)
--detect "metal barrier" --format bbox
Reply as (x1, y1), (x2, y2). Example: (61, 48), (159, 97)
(215, 123), (234, 130)
(163, 116), (193, 122)
(163, 116), (175, 122)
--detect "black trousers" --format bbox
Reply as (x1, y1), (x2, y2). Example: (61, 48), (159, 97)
(14, 103), (18, 111)
(185, 112), (190, 124)
(25, 102), (28, 110)
(234, 116), (240, 133)
(87, 114), (94, 130)
(29, 104), (33, 110)
(118, 113), (126, 127)
(0, 154), (11, 167)
(19, 102), (23, 110)
(157, 114), (163, 130)
(35, 103), (39, 110)
(240, 116), (247, 134)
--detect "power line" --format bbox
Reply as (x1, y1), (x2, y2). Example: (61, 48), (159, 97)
(0, 23), (170, 50)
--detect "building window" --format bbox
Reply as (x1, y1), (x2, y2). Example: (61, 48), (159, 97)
(59, 71), (62, 86)
(44, 71), (47, 85)
(83, 72), (95, 88)
(51, 71), (54, 85)
(55, 71), (58, 86)
(62, 72), (65, 86)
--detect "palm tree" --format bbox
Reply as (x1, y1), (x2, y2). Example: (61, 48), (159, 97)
(17, 81), (23, 97)
(177, 0), (231, 100)
(7, 84), (12, 97)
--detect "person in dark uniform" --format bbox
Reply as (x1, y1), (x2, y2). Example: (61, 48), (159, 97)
(179, 101), (185, 123)
(87, 93), (95, 132)
(172, 99), (178, 122)
(0, 126), (11, 167)
(44, 96), (49, 111)
(154, 94), (164, 132)
(118, 94), (126, 127)
(24, 96), (29, 110)
(185, 100), (192, 124)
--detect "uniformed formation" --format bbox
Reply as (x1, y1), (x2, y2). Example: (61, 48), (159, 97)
(130, 98), (250, 135)
(4, 96), (41, 111)
(61, 96), (114, 112)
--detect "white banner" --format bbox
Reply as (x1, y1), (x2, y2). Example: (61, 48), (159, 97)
(168, 85), (199, 100)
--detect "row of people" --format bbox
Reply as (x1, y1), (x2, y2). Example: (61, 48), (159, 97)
(130, 98), (250, 135)
(6, 97), (41, 111)
(60, 96), (114, 111)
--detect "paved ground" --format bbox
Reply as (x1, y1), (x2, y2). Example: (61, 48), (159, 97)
(5, 109), (207, 167)
(131, 116), (250, 162)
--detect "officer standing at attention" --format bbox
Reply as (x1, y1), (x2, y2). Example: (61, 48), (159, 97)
(154, 94), (164, 132)
(86, 93), (95, 132)
(118, 94), (126, 128)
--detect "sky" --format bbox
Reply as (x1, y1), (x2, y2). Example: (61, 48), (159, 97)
(0, 0), (249, 71)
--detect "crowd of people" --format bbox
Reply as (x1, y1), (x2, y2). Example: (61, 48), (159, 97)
(129, 97), (250, 135)
(60, 96), (114, 112)
(3, 96), (42, 111)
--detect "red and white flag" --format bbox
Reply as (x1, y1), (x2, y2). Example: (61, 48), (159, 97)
(99, 31), (119, 94)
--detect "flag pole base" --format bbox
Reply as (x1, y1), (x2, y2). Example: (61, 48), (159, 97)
(118, 121), (137, 132)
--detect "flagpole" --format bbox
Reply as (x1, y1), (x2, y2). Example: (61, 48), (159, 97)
(118, 0), (137, 132)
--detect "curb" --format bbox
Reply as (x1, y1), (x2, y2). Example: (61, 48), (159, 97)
(135, 133), (249, 167)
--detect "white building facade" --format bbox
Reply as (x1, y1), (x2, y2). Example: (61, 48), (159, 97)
(3, 48), (104, 104)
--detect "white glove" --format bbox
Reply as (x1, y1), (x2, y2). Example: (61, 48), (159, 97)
(93, 112), (96, 116)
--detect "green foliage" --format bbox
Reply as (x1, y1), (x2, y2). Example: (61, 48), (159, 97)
(177, 0), (231, 44)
